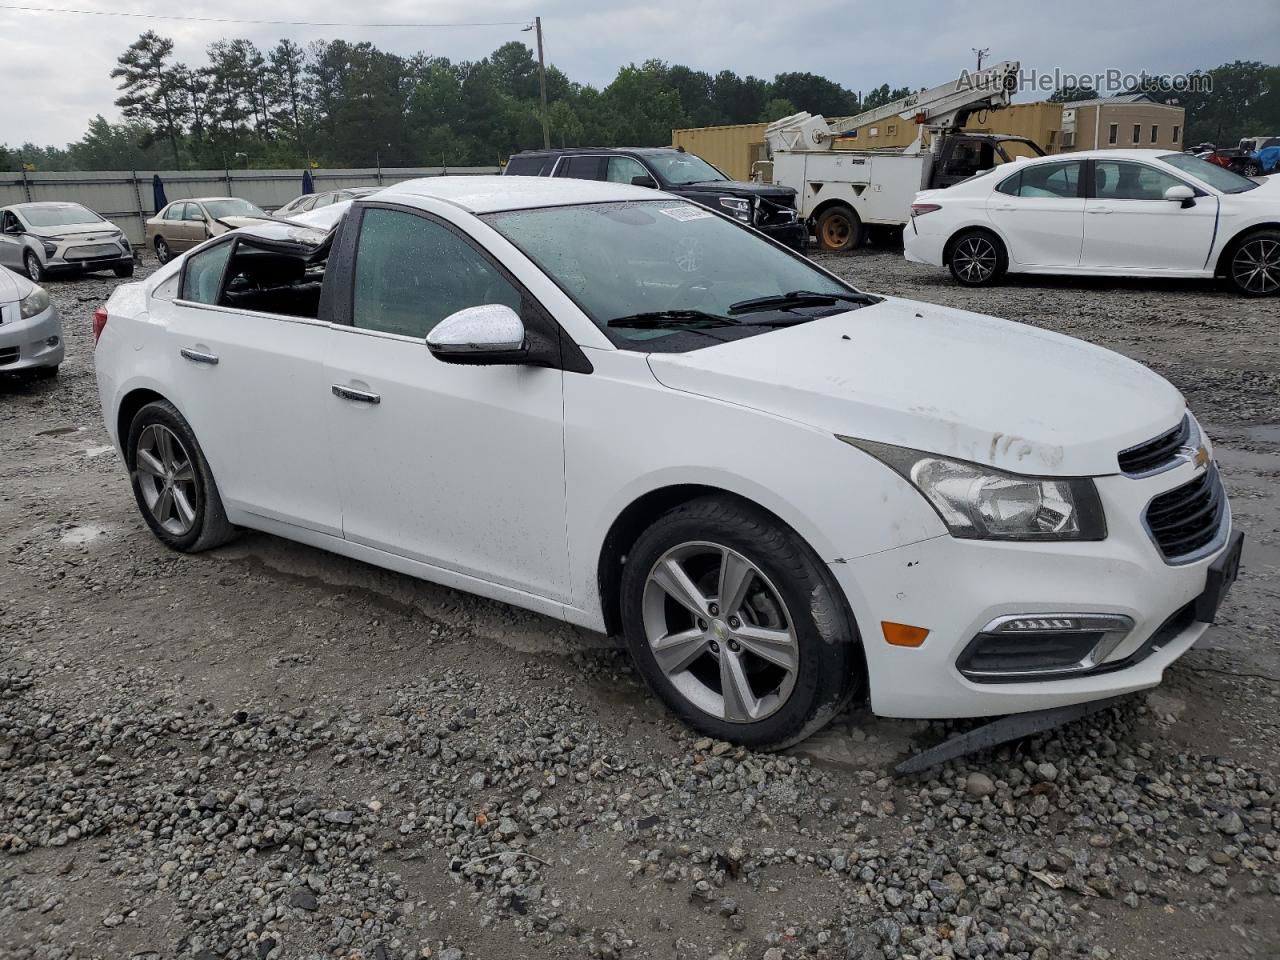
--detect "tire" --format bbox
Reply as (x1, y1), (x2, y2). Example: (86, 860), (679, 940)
(30, 364), (58, 380)
(154, 237), (171, 264)
(620, 495), (861, 750)
(125, 400), (235, 553)
(814, 205), (865, 252)
(947, 229), (1007, 287)
(1242, 161), (1262, 177)
(1226, 230), (1280, 297)
(113, 262), (135, 278)
(23, 251), (44, 283)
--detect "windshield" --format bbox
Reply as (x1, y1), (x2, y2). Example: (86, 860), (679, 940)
(1160, 153), (1259, 193)
(20, 204), (103, 227)
(483, 199), (860, 350)
(645, 153), (729, 185)
(204, 198), (267, 219)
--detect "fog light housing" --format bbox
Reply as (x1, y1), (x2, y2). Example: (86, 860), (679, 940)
(46, 336), (60, 347)
(957, 613), (1133, 682)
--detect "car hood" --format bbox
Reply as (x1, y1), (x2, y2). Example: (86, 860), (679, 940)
(0, 264), (34, 303)
(24, 222), (116, 239)
(216, 215), (273, 229)
(645, 297), (1185, 477)
(677, 180), (796, 202)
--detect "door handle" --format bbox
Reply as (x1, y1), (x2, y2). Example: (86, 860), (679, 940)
(180, 348), (219, 365)
(1086, 206), (1112, 214)
(331, 384), (381, 405)
(992, 204), (1017, 211)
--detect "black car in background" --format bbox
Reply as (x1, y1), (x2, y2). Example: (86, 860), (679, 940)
(504, 146), (807, 249)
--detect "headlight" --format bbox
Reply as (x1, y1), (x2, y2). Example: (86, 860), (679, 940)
(841, 437), (1106, 541)
(41, 240), (58, 256)
(19, 285), (51, 320)
(718, 197), (752, 222)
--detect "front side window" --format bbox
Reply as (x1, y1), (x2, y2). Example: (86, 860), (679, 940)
(484, 200), (859, 351)
(607, 156), (650, 184)
(181, 240), (234, 304)
(352, 207), (522, 339)
(1011, 161), (1082, 198)
(2, 211), (21, 232)
(644, 152), (727, 186)
(1094, 161), (1184, 200)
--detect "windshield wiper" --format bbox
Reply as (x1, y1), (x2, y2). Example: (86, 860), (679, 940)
(607, 310), (739, 329)
(728, 289), (881, 315)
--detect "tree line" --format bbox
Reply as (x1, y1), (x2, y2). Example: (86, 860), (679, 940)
(2, 35), (1276, 172)
(1, 32), (911, 172)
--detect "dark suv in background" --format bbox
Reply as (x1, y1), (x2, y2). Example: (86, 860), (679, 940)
(504, 146), (807, 249)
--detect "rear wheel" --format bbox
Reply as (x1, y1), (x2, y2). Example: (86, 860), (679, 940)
(815, 205), (865, 252)
(947, 229), (1007, 286)
(1242, 160), (1262, 177)
(23, 251), (44, 283)
(126, 400), (235, 552)
(1227, 230), (1280, 296)
(620, 495), (860, 749)
(154, 237), (171, 264)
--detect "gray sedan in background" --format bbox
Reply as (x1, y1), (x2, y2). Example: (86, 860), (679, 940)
(273, 187), (378, 219)
(0, 265), (62, 377)
(0, 202), (133, 283)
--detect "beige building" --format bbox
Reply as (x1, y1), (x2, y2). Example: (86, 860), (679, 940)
(672, 94), (1185, 181)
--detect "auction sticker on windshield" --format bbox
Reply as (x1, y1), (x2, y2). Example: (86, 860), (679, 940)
(659, 205), (714, 222)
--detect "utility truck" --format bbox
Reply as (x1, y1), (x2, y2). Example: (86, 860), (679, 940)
(766, 61), (1044, 250)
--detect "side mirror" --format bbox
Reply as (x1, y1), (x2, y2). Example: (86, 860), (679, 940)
(631, 175), (658, 189)
(1164, 184), (1195, 207)
(426, 304), (528, 365)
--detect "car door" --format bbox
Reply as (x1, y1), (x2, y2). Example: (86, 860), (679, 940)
(985, 160), (1085, 267)
(159, 237), (342, 535)
(181, 203), (212, 248)
(0, 210), (24, 269)
(325, 203), (571, 602)
(1081, 160), (1218, 271)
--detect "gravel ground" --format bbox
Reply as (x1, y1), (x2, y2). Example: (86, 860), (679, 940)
(2, 250), (1278, 960)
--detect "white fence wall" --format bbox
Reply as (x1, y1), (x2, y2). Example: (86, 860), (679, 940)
(0, 167), (500, 244)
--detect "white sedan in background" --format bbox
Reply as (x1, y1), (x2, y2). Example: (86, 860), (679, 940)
(0, 266), (62, 377)
(95, 177), (1240, 748)
(905, 149), (1280, 295)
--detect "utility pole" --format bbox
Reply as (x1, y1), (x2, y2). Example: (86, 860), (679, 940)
(534, 17), (550, 149)
(972, 47), (989, 71)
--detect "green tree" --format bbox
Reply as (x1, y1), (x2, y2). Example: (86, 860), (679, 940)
(111, 31), (187, 167)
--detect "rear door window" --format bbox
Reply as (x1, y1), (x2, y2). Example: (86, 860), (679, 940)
(1014, 161), (1082, 198)
(505, 155), (554, 176)
(555, 156), (606, 180)
(181, 240), (234, 304)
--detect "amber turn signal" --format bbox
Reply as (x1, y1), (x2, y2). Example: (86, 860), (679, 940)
(882, 621), (930, 647)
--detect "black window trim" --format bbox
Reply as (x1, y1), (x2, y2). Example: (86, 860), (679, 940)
(337, 199), (592, 374)
(175, 233), (333, 327)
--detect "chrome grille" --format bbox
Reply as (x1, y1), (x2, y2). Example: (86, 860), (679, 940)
(1118, 416), (1189, 476)
(1144, 465), (1226, 562)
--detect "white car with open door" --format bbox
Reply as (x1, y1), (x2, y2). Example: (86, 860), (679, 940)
(904, 149), (1280, 296)
(95, 176), (1241, 748)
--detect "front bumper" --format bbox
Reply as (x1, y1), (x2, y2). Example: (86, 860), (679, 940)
(758, 220), (808, 250)
(0, 302), (64, 371)
(42, 236), (132, 274)
(833, 459), (1236, 718)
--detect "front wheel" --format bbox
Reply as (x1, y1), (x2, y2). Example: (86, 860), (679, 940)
(1242, 161), (1262, 177)
(126, 400), (236, 552)
(23, 251), (44, 283)
(1227, 230), (1280, 296)
(620, 496), (861, 749)
(947, 229), (1007, 286)
(113, 262), (135, 278)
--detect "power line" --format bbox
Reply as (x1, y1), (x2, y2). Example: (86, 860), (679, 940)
(0, 3), (531, 28)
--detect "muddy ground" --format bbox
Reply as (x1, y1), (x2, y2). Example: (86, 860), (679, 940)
(1, 249), (1278, 960)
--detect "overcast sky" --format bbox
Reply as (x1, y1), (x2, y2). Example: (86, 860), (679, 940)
(4, 0), (1278, 147)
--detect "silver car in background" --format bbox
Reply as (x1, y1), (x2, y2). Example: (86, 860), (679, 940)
(0, 202), (133, 283)
(0, 265), (62, 377)
(273, 187), (378, 219)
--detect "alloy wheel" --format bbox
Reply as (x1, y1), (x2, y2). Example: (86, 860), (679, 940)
(155, 238), (170, 264)
(641, 541), (799, 723)
(952, 236), (997, 283)
(1233, 238), (1280, 295)
(24, 252), (43, 283)
(135, 423), (198, 536)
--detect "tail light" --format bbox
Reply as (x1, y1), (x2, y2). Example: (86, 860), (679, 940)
(910, 203), (942, 217)
(93, 306), (108, 344)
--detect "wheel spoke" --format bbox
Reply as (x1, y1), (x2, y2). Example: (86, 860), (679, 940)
(157, 428), (177, 472)
(651, 627), (710, 675)
(717, 549), (754, 617)
(652, 558), (709, 618)
(155, 486), (174, 524)
(136, 449), (165, 477)
(171, 460), (195, 483)
(732, 623), (797, 671)
(719, 651), (759, 722)
(172, 486), (196, 527)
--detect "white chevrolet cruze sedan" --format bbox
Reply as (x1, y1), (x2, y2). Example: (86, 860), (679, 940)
(904, 149), (1280, 295)
(94, 176), (1241, 748)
